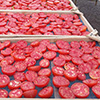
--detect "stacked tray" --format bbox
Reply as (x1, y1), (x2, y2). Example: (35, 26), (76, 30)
(0, 0), (77, 11)
(0, 0), (99, 99)
(0, 37), (100, 99)
(0, 0), (98, 38)
(0, 10), (98, 38)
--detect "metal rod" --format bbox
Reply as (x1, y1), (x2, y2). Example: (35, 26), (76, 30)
(95, 0), (98, 5)
(75, 0), (77, 5)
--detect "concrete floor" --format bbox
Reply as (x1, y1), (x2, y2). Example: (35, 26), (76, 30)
(74, 0), (100, 35)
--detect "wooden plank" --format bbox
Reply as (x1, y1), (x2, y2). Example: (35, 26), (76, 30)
(0, 10), (75, 14)
(0, 36), (92, 42)
(0, 10), (82, 15)
(79, 12), (94, 32)
(69, 0), (78, 10)
(0, 98), (98, 100)
(0, 35), (91, 38)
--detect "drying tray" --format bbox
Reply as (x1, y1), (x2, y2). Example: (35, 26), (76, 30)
(0, 0), (78, 11)
(0, 10), (98, 38)
(0, 37), (100, 99)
